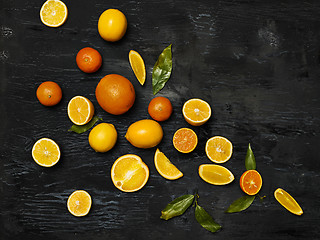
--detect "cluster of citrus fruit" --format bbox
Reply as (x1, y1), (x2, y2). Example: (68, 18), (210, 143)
(33, 0), (303, 218)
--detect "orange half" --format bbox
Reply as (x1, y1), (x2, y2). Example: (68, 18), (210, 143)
(32, 138), (60, 167)
(67, 190), (92, 217)
(67, 96), (94, 125)
(205, 136), (233, 163)
(40, 0), (68, 27)
(240, 170), (262, 195)
(173, 128), (198, 153)
(182, 98), (211, 126)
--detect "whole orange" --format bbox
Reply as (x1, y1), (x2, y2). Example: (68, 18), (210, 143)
(148, 97), (173, 121)
(36, 81), (62, 106)
(76, 47), (102, 73)
(95, 74), (135, 115)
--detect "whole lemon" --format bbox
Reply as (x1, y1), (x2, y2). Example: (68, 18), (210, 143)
(125, 119), (163, 148)
(89, 123), (117, 152)
(98, 9), (127, 42)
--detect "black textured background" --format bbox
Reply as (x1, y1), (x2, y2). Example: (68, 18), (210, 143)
(1, 0), (320, 239)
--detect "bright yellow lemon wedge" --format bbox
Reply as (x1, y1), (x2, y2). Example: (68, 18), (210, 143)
(129, 50), (146, 85)
(154, 148), (183, 180)
(199, 164), (234, 185)
(274, 188), (303, 215)
(40, 0), (68, 27)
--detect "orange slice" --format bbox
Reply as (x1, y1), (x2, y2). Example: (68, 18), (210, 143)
(274, 188), (303, 215)
(182, 98), (211, 126)
(129, 50), (146, 85)
(205, 136), (233, 163)
(240, 170), (262, 195)
(67, 190), (92, 217)
(40, 0), (68, 27)
(199, 164), (234, 185)
(173, 128), (198, 153)
(154, 148), (183, 180)
(111, 154), (149, 192)
(67, 96), (94, 125)
(31, 138), (60, 167)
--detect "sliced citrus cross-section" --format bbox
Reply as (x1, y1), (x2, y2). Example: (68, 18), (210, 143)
(205, 136), (233, 163)
(173, 128), (198, 153)
(67, 96), (94, 125)
(154, 148), (183, 180)
(111, 154), (149, 192)
(182, 98), (211, 126)
(274, 188), (303, 215)
(32, 138), (60, 167)
(199, 164), (234, 185)
(129, 50), (146, 85)
(67, 190), (92, 217)
(240, 170), (262, 195)
(40, 0), (68, 27)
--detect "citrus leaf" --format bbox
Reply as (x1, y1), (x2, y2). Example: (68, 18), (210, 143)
(245, 143), (256, 170)
(152, 44), (172, 95)
(160, 194), (194, 220)
(195, 204), (222, 233)
(68, 116), (102, 134)
(225, 195), (255, 213)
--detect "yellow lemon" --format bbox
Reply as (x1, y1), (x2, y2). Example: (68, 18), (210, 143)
(98, 9), (127, 42)
(125, 119), (163, 148)
(40, 0), (68, 27)
(32, 138), (60, 167)
(67, 190), (92, 217)
(89, 123), (117, 152)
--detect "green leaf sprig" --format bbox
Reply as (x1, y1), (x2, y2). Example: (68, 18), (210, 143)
(245, 143), (256, 170)
(152, 44), (172, 95)
(161, 192), (221, 233)
(68, 116), (102, 134)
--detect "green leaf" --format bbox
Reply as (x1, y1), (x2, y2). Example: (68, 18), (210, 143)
(225, 195), (255, 213)
(245, 143), (256, 170)
(152, 44), (172, 95)
(195, 204), (222, 233)
(68, 116), (102, 134)
(160, 194), (194, 220)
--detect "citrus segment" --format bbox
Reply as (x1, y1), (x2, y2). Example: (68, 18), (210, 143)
(274, 188), (303, 215)
(198, 164), (234, 185)
(32, 138), (60, 167)
(111, 154), (149, 192)
(173, 128), (198, 153)
(240, 170), (262, 195)
(40, 0), (68, 27)
(182, 98), (211, 126)
(129, 50), (146, 85)
(67, 96), (94, 125)
(67, 190), (92, 217)
(154, 149), (183, 180)
(205, 136), (233, 163)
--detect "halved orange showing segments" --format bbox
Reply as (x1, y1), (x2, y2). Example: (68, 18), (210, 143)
(67, 96), (94, 125)
(32, 138), (60, 167)
(240, 170), (262, 195)
(40, 0), (68, 27)
(274, 188), (303, 215)
(205, 136), (233, 163)
(173, 128), (198, 153)
(67, 190), (92, 217)
(111, 154), (149, 192)
(199, 164), (234, 185)
(182, 98), (211, 126)
(154, 148), (183, 180)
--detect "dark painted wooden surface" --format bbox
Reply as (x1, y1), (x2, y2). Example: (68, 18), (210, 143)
(1, 0), (320, 239)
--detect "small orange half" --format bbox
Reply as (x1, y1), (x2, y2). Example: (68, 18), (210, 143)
(240, 170), (262, 195)
(40, 0), (68, 27)
(205, 136), (233, 163)
(173, 128), (198, 153)
(274, 188), (303, 215)
(67, 96), (94, 125)
(182, 98), (211, 126)
(32, 138), (60, 167)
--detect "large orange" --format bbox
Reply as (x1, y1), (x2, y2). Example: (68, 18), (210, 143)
(95, 74), (135, 115)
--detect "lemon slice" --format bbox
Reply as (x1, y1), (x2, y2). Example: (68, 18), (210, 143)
(67, 96), (94, 125)
(154, 148), (183, 180)
(274, 188), (303, 215)
(40, 0), (68, 27)
(182, 98), (211, 126)
(199, 164), (234, 185)
(32, 138), (60, 167)
(111, 154), (149, 192)
(129, 50), (146, 85)
(67, 190), (92, 217)
(205, 136), (233, 163)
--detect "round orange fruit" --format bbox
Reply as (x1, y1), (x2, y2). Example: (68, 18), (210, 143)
(76, 47), (102, 73)
(95, 74), (135, 115)
(148, 96), (173, 122)
(36, 81), (62, 106)
(240, 170), (262, 195)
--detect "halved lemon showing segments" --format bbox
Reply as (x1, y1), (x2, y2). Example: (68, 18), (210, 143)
(129, 50), (146, 85)
(154, 148), (183, 180)
(67, 96), (94, 125)
(182, 98), (211, 126)
(67, 190), (92, 217)
(205, 136), (233, 163)
(199, 164), (234, 185)
(40, 0), (68, 27)
(111, 154), (149, 192)
(32, 138), (60, 167)
(274, 188), (303, 215)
